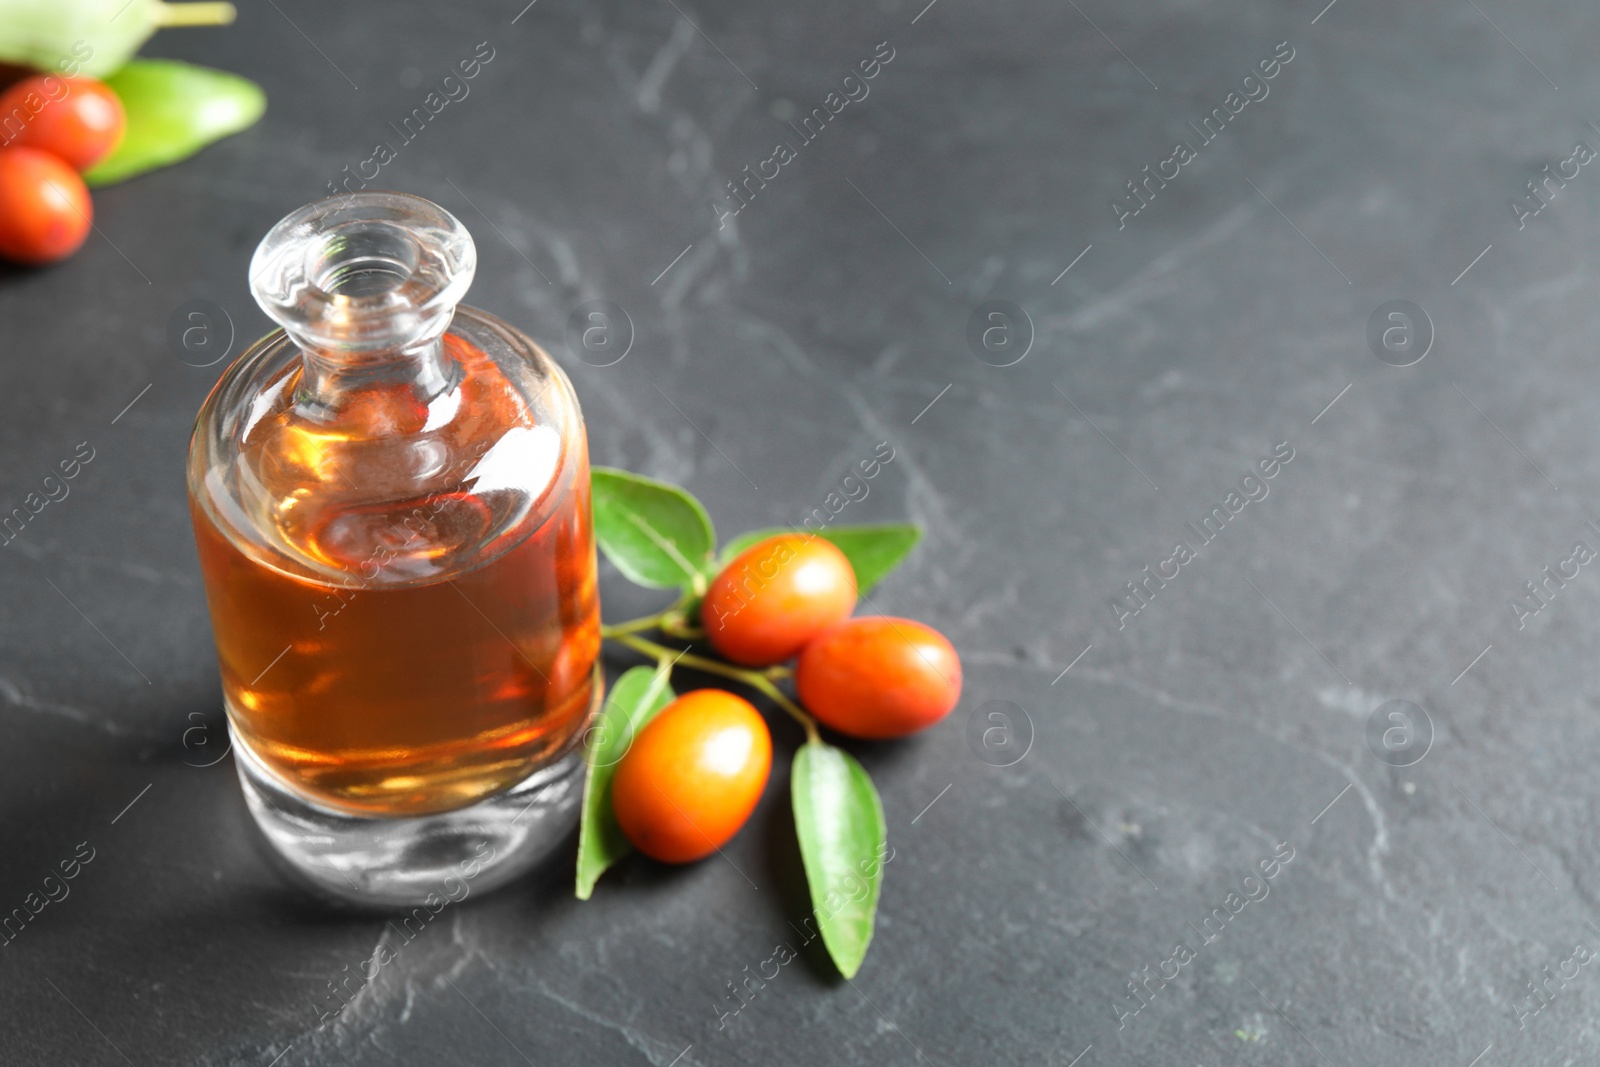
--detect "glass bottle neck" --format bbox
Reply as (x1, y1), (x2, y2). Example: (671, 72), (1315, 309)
(294, 333), (457, 420)
(248, 191), (479, 422)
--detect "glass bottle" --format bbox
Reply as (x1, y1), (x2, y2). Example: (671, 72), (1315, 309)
(187, 192), (601, 905)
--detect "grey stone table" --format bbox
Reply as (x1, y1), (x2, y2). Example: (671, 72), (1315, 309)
(2, 0), (1597, 1062)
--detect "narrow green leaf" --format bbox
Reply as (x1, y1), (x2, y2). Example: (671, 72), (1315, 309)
(576, 664), (676, 899)
(85, 60), (266, 187)
(814, 525), (921, 594)
(719, 524), (921, 595)
(590, 468), (716, 591)
(791, 740), (888, 978)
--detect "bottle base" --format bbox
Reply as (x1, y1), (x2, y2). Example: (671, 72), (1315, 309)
(231, 710), (593, 908)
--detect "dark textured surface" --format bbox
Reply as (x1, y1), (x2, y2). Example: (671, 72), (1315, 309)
(5, 0), (1600, 1063)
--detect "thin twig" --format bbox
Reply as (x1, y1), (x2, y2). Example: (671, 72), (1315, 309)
(609, 632), (820, 743)
(601, 615), (665, 637)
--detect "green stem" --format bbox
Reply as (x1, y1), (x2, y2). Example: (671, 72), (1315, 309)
(747, 675), (821, 746)
(600, 614), (664, 638)
(647, 647), (675, 684)
(660, 614), (706, 641)
(610, 632), (820, 744)
(154, 2), (238, 26)
(599, 591), (696, 640)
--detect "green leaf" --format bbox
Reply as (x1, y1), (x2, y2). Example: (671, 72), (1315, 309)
(84, 59), (265, 187)
(0, 0), (148, 79)
(590, 467), (716, 591)
(0, 2), (240, 80)
(719, 524), (921, 595)
(575, 664), (676, 899)
(791, 740), (888, 979)
(814, 525), (921, 594)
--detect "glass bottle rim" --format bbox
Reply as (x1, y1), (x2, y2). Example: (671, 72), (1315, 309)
(249, 191), (477, 354)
